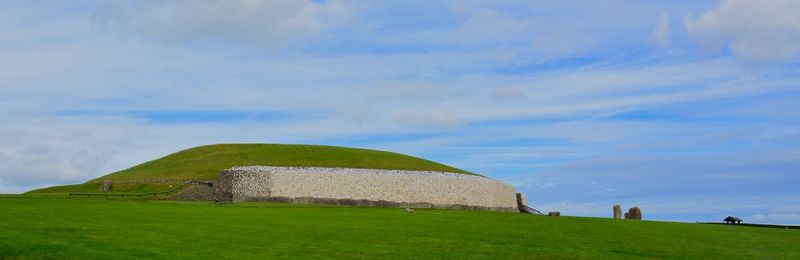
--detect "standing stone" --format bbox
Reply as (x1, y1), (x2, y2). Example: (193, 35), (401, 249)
(548, 211), (560, 217)
(624, 212), (630, 219)
(613, 204), (622, 219)
(102, 180), (113, 192)
(213, 170), (235, 203)
(628, 206), (642, 220)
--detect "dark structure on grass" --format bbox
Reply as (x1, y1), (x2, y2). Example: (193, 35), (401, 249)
(625, 206), (642, 220)
(724, 216), (742, 224)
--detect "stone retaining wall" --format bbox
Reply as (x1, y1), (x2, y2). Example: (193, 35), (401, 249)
(215, 166), (518, 212)
(170, 185), (215, 201)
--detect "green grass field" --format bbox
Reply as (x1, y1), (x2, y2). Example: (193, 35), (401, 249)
(1, 195), (797, 259)
(29, 143), (472, 194)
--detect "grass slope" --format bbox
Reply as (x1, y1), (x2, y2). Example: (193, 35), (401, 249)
(29, 143), (472, 193)
(1, 195), (798, 259)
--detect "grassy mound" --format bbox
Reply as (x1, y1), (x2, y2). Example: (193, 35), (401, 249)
(27, 183), (176, 194)
(29, 144), (472, 193)
(1, 195), (798, 258)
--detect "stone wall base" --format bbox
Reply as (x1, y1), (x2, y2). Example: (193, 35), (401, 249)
(170, 185), (216, 201)
(240, 196), (518, 212)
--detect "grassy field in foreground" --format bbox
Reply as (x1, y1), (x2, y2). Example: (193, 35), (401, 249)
(1, 195), (798, 259)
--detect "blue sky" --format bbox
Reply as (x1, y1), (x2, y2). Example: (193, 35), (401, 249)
(1, 0), (799, 224)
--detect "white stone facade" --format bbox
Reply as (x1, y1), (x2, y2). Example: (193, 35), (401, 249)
(216, 166), (518, 211)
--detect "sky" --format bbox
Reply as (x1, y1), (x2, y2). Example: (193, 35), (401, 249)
(1, 0), (799, 224)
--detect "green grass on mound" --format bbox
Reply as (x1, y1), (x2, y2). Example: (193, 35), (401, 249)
(27, 183), (177, 194)
(93, 143), (473, 182)
(1, 195), (798, 259)
(29, 143), (472, 193)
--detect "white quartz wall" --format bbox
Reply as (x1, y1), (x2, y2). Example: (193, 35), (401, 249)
(220, 166), (518, 209)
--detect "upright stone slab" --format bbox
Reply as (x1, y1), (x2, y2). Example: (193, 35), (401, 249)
(628, 206), (642, 220)
(613, 204), (622, 219)
(213, 170), (236, 203)
(102, 180), (113, 192)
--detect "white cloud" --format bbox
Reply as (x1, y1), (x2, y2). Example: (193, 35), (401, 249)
(0, 118), (124, 191)
(685, 0), (800, 62)
(96, 0), (353, 47)
(0, 114), (424, 193)
(492, 86), (528, 101)
(393, 110), (464, 129)
(649, 13), (670, 48)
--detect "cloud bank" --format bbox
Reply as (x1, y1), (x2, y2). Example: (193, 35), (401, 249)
(96, 0), (353, 47)
(685, 0), (800, 62)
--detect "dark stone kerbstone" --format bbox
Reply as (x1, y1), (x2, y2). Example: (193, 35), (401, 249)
(373, 200), (399, 208)
(266, 196), (293, 203)
(450, 204), (469, 210)
(215, 192), (233, 203)
(398, 202), (433, 208)
(412, 202), (433, 208)
(244, 197), (269, 202)
(312, 197), (339, 205)
(354, 199), (373, 207)
(491, 207), (517, 212)
(293, 197), (314, 204)
(468, 205), (489, 211)
(337, 199), (358, 206)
